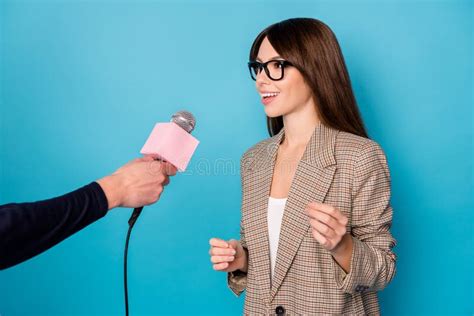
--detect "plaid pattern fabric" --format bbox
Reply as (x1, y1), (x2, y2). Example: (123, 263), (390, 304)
(228, 122), (396, 315)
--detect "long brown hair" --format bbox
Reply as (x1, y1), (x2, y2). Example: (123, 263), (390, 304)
(250, 18), (369, 138)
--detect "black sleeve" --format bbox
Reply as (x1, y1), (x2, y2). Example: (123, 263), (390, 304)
(0, 182), (109, 270)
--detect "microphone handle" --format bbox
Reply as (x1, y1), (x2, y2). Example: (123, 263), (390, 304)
(128, 206), (143, 227)
(128, 156), (165, 228)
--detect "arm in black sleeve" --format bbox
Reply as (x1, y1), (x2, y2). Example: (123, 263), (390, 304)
(0, 182), (109, 270)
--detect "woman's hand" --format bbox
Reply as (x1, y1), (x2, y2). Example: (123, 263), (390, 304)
(209, 238), (248, 273)
(305, 202), (353, 273)
(305, 202), (349, 253)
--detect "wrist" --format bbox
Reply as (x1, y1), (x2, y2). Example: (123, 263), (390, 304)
(331, 233), (352, 257)
(96, 174), (124, 210)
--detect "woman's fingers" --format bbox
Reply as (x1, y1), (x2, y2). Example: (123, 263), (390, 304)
(213, 262), (229, 271)
(209, 238), (235, 262)
(209, 238), (229, 248)
(306, 203), (348, 234)
(307, 208), (340, 231)
(309, 218), (336, 239)
(311, 228), (331, 248)
(209, 247), (236, 256)
(310, 211), (346, 236)
(307, 202), (347, 225)
(306, 202), (348, 250)
(210, 255), (235, 264)
(209, 238), (242, 272)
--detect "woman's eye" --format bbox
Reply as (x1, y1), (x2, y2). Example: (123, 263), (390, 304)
(271, 62), (283, 69)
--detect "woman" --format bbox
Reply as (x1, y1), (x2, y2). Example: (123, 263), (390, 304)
(209, 18), (396, 315)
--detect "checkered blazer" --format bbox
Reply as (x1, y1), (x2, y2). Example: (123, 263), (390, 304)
(228, 122), (396, 315)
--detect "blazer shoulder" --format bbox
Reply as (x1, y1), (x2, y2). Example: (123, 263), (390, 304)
(240, 134), (278, 170)
(335, 131), (388, 163)
(241, 138), (270, 158)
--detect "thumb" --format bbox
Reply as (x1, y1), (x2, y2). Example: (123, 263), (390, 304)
(139, 155), (156, 162)
(227, 239), (240, 251)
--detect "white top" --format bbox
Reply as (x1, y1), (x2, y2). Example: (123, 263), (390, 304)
(267, 196), (287, 278)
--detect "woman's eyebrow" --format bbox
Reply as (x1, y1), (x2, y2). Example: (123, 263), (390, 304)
(256, 55), (283, 62)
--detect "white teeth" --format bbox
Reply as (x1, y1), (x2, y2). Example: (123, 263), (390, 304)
(262, 92), (279, 98)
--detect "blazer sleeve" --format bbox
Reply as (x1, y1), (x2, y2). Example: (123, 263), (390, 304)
(227, 155), (249, 296)
(333, 140), (397, 294)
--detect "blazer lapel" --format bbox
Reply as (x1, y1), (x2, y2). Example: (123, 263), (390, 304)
(243, 128), (285, 302)
(270, 122), (338, 300)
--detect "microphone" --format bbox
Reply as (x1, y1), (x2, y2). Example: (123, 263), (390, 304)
(124, 111), (198, 316)
(129, 110), (199, 226)
(140, 110), (199, 171)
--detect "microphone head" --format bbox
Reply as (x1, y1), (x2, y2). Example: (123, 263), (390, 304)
(171, 111), (196, 134)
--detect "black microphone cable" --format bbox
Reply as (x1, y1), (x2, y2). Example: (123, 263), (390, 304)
(124, 206), (143, 316)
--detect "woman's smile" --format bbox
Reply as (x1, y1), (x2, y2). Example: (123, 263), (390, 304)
(260, 91), (280, 106)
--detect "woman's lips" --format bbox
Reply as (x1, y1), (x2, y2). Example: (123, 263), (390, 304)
(261, 95), (278, 106)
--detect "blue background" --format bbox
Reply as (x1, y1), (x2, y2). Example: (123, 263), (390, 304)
(1, 0), (472, 315)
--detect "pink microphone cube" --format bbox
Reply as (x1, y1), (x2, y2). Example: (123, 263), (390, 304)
(140, 122), (199, 172)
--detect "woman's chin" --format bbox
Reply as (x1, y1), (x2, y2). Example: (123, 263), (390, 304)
(264, 107), (283, 118)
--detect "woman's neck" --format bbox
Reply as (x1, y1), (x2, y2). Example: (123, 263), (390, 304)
(281, 107), (320, 149)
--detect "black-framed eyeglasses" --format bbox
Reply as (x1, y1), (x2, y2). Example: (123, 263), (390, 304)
(248, 60), (294, 81)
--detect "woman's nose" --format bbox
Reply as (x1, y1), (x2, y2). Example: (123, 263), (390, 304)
(256, 69), (270, 85)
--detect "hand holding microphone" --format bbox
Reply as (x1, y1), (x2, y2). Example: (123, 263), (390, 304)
(96, 157), (177, 210)
(0, 112), (196, 272)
